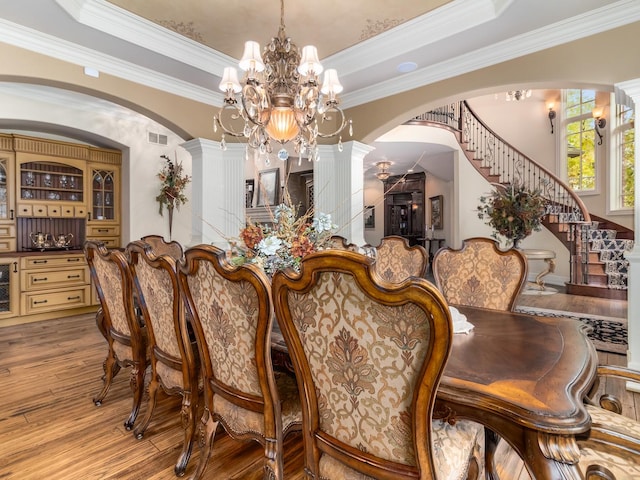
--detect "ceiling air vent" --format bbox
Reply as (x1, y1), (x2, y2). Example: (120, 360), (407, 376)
(148, 131), (168, 145)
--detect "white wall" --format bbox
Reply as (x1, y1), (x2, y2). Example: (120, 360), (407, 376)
(0, 83), (191, 246)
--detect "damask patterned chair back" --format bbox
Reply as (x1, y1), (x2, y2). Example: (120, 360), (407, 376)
(272, 250), (484, 480)
(432, 237), (528, 311)
(373, 235), (428, 283)
(83, 240), (147, 431)
(327, 235), (360, 252)
(178, 244), (302, 480)
(140, 234), (184, 262)
(126, 240), (198, 476)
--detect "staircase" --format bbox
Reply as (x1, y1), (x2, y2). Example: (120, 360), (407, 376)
(408, 101), (634, 300)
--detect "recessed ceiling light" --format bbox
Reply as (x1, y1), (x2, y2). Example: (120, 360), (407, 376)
(407, 168), (414, 173)
(397, 62), (417, 73)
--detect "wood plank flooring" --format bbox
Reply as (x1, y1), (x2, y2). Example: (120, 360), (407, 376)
(0, 289), (636, 480)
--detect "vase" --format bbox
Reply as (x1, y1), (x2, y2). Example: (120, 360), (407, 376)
(167, 202), (174, 240)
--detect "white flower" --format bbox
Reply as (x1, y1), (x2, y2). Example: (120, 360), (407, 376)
(313, 213), (335, 233)
(257, 236), (282, 256)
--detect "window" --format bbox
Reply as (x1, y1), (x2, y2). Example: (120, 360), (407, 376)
(564, 89), (597, 192)
(614, 103), (635, 209)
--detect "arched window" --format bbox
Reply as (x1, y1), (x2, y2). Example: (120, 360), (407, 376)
(564, 89), (597, 192)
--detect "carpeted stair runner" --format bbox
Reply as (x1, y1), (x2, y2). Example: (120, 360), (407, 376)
(588, 223), (634, 290)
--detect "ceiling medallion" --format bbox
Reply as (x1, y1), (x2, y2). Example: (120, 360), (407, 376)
(214, 0), (352, 161)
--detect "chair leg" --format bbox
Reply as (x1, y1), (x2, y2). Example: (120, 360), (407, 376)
(133, 374), (159, 439)
(485, 427), (501, 480)
(187, 408), (219, 480)
(93, 349), (118, 406)
(174, 390), (197, 476)
(264, 435), (284, 480)
(124, 362), (145, 430)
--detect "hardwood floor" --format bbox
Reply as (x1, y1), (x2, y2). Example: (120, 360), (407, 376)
(0, 289), (636, 480)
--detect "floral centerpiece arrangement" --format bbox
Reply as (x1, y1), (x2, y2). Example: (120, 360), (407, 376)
(156, 154), (191, 237)
(477, 181), (547, 248)
(232, 203), (337, 276)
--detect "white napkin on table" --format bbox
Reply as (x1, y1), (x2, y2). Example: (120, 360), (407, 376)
(449, 306), (474, 334)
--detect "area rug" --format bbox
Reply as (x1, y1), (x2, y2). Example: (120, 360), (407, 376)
(514, 306), (627, 355)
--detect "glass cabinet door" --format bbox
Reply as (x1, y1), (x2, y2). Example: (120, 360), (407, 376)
(0, 259), (19, 318)
(0, 157), (14, 222)
(92, 169), (116, 221)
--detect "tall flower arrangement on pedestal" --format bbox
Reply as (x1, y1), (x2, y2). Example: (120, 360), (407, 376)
(232, 203), (337, 277)
(156, 154), (191, 238)
(477, 182), (547, 248)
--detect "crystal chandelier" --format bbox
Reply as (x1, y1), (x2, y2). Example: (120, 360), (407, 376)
(214, 0), (352, 162)
(506, 89), (532, 101)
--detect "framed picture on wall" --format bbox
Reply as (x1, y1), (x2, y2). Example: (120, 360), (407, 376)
(245, 179), (255, 208)
(257, 168), (279, 206)
(364, 206), (375, 229)
(430, 195), (443, 230)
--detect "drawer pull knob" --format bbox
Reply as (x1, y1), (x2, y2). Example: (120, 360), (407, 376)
(33, 277), (48, 282)
(67, 296), (81, 301)
(98, 229), (109, 233)
(67, 275), (80, 279)
(67, 258), (81, 262)
(33, 300), (48, 305)
(33, 260), (48, 264)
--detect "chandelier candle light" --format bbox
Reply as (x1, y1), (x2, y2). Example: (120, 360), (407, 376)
(214, 0), (352, 162)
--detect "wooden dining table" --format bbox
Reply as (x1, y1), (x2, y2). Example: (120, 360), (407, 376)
(271, 304), (599, 480)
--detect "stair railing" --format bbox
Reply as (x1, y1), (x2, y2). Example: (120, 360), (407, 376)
(410, 100), (592, 285)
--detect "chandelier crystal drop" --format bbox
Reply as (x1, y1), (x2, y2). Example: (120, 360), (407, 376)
(213, 0), (352, 162)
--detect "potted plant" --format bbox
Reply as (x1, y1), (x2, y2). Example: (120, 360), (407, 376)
(477, 181), (547, 248)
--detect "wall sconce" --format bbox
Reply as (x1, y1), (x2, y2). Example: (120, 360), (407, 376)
(547, 101), (556, 134)
(592, 107), (606, 145)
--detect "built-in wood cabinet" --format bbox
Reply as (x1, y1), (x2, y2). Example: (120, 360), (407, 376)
(20, 253), (91, 316)
(0, 133), (121, 324)
(383, 173), (426, 246)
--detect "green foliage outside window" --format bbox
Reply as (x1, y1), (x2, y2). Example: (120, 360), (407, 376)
(619, 106), (635, 208)
(565, 89), (597, 192)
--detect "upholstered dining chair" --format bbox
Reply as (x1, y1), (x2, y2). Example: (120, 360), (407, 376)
(140, 234), (184, 261)
(432, 237), (528, 312)
(327, 235), (360, 252)
(126, 240), (198, 476)
(573, 364), (640, 479)
(272, 250), (484, 480)
(178, 244), (302, 480)
(84, 240), (147, 431)
(372, 235), (428, 283)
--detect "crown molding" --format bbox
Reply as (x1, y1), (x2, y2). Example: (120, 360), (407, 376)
(325, 0), (500, 76)
(0, 17), (224, 107)
(341, 0), (640, 108)
(55, 0), (234, 75)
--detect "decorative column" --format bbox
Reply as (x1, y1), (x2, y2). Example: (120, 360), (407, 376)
(615, 79), (640, 390)
(181, 139), (245, 248)
(314, 141), (375, 246)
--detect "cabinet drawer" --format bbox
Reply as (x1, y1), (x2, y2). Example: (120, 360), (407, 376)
(87, 225), (120, 236)
(61, 205), (75, 217)
(17, 204), (33, 216)
(21, 266), (90, 292)
(0, 238), (17, 252)
(22, 286), (90, 315)
(86, 236), (120, 248)
(32, 204), (47, 217)
(75, 206), (88, 218)
(21, 254), (86, 270)
(47, 205), (62, 217)
(0, 225), (15, 238)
